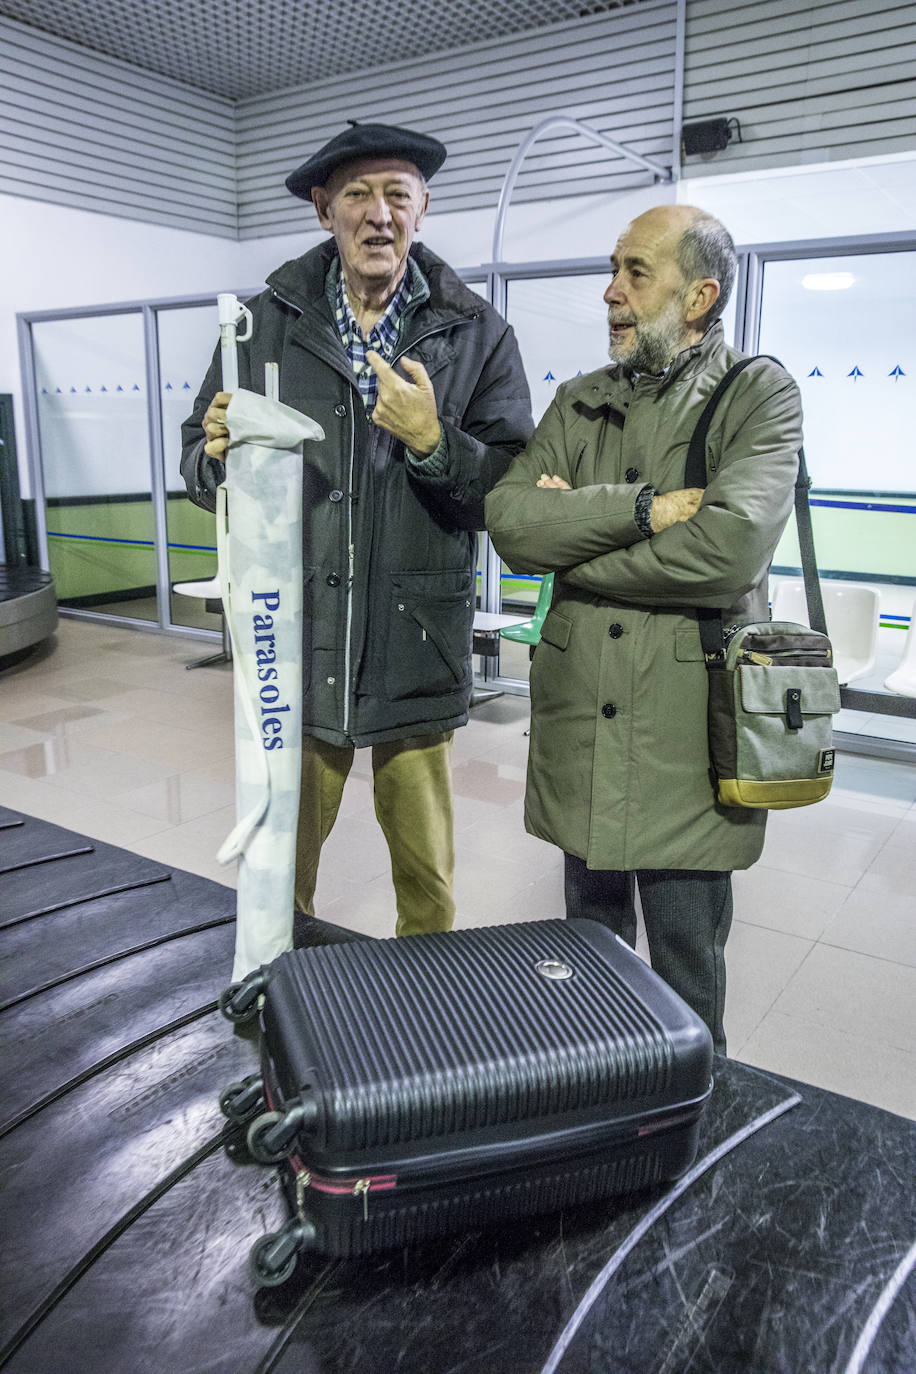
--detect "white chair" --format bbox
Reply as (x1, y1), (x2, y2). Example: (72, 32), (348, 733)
(770, 579), (879, 686)
(884, 595), (916, 697)
(172, 575), (232, 669)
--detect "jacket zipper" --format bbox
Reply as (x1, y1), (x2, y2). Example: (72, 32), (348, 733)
(343, 406), (355, 737)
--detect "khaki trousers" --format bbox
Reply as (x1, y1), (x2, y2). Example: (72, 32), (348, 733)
(294, 732), (456, 937)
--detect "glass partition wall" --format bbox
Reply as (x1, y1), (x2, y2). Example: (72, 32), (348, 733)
(19, 237), (915, 753)
(19, 295), (248, 639)
(32, 311), (158, 621)
(157, 302), (221, 633)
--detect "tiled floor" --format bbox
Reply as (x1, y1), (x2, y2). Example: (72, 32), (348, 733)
(2, 617), (914, 1121)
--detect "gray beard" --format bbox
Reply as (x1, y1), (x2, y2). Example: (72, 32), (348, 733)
(608, 298), (689, 374)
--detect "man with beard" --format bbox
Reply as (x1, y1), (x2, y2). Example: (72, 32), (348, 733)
(485, 204), (802, 1053)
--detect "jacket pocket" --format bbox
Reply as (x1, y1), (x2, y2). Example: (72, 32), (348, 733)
(539, 609), (572, 652)
(385, 570), (474, 700)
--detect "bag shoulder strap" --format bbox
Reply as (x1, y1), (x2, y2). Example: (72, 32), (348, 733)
(685, 354), (827, 652)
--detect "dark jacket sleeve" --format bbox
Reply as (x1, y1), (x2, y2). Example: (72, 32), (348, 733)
(406, 321), (534, 531)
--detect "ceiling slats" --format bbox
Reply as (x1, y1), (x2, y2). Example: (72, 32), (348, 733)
(0, 16), (237, 237)
(235, 4), (679, 238)
(683, 0), (916, 176)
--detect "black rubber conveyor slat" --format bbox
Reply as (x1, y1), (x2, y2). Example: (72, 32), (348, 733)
(0, 809), (171, 927)
(0, 920), (234, 1133)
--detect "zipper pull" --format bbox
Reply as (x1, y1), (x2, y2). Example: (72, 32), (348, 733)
(745, 651), (773, 666)
(353, 1178), (370, 1221)
(347, 543), (355, 589)
(295, 1170), (311, 1217)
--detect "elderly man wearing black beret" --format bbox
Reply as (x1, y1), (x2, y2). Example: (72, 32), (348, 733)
(181, 122), (533, 945)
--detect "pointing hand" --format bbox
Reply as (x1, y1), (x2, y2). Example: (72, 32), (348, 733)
(366, 351), (441, 456)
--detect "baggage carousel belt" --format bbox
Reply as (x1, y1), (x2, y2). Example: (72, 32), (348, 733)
(1, 806), (913, 1374)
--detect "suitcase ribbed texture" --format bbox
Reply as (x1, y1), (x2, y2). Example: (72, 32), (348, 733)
(278, 923), (675, 1153)
(313, 1149), (666, 1256)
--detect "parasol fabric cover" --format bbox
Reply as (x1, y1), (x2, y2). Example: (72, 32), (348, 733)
(214, 389), (324, 982)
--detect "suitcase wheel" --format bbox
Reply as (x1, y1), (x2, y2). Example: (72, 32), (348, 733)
(249, 1220), (314, 1288)
(218, 969), (268, 1024)
(247, 1097), (318, 1164)
(246, 1110), (297, 1164)
(218, 1074), (265, 1124)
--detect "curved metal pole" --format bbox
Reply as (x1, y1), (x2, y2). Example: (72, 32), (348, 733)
(492, 116), (673, 263)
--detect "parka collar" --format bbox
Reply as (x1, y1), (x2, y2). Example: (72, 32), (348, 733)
(266, 239), (482, 326)
(598, 320), (728, 400)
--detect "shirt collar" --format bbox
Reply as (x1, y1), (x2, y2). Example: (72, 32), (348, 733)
(327, 251), (429, 344)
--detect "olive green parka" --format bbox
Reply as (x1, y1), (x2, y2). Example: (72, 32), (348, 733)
(485, 324), (803, 871)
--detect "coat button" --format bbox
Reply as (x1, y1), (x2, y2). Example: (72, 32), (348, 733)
(326, 573), (340, 587)
(608, 623), (623, 639)
(602, 703), (617, 718)
(334, 403), (347, 417)
(328, 489), (343, 502)
(625, 467), (639, 483)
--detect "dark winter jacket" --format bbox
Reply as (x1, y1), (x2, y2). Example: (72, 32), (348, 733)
(181, 240), (533, 748)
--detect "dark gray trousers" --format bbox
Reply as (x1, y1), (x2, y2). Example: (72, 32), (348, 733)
(563, 856), (733, 1054)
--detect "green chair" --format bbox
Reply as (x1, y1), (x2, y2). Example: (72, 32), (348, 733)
(499, 573), (554, 659)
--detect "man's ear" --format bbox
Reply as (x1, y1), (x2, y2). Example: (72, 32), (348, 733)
(311, 186), (333, 231)
(414, 187), (430, 232)
(685, 278), (720, 324)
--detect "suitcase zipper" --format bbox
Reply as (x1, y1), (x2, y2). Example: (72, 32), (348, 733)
(293, 1162), (397, 1222)
(353, 1178), (371, 1221)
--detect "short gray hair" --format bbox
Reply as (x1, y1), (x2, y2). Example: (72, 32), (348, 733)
(676, 213), (737, 328)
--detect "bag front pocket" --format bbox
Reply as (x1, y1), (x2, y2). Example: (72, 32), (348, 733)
(717, 663), (840, 809)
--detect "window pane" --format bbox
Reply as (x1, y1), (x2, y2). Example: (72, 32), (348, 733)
(157, 303), (221, 631)
(759, 251), (916, 746)
(507, 273), (609, 423)
(34, 314), (156, 620)
(496, 275), (608, 681)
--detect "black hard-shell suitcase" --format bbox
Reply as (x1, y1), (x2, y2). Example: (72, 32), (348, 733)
(219, 919), (713, 1285)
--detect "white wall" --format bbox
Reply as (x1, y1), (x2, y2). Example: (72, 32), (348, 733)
(2, 193), (243, 496)
(238, 151), (916, 283)
(677, 151), (916, 244)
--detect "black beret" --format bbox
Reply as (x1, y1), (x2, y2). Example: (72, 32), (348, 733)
(285, 123), (447, 200)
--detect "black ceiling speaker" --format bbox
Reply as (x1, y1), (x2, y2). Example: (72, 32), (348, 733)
(681, 118), (738, 156)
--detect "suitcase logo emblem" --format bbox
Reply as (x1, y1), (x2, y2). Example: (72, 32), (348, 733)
(535, 959), (575, 981)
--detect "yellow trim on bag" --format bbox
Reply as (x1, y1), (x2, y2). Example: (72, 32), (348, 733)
(717, 777), (834, 810)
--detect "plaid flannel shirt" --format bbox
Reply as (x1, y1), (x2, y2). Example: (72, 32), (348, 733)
(326, 253), (447, 471)
(329, 254), (428, 415)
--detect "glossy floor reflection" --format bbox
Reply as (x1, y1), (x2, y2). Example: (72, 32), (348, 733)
(0, 617), (914, 1119)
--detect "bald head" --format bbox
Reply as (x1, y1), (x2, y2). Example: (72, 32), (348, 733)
(628, 205), (736, 329)
(605, 204), (736, 372)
